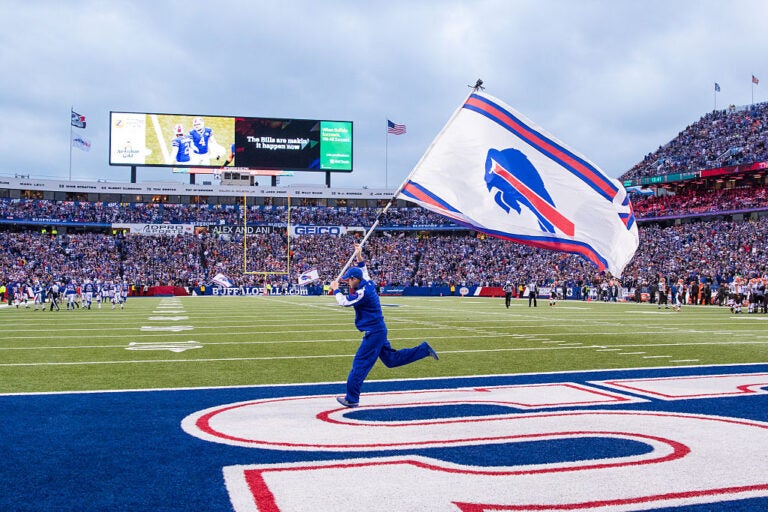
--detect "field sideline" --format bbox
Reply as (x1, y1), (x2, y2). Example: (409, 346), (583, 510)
(1, 295), (766, 394)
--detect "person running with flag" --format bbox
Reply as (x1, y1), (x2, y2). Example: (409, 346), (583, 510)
(330, 243), (438, 408)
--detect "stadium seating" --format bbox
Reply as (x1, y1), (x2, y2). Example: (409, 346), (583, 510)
(2, 100), (768, 296)
(620, 101), (768, 182)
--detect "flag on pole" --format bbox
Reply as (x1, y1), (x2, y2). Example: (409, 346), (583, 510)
(752, 75), (759, 85)
(71, 109), (86, 128)
(714, 82), (721, 92)
(297, 269), (320, 286)
(212, 272), (234, 288)
(71, 134), (92, 152)
(387, 120), (406, 135)
(398, 91), (639, 276)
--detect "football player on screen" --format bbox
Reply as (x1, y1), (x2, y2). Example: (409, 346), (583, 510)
(170, 124), (192, 164)
(189, 117), (224, 165)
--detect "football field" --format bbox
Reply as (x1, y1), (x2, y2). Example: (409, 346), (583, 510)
(1, 295), (766, 394)
(2, 296), (768, 511)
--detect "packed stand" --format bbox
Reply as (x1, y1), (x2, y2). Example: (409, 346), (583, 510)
(631, 185), (768, 218)
(2, 215), (767, 306)
(0, 199), (458, 228)
(621, 102), (768, 182)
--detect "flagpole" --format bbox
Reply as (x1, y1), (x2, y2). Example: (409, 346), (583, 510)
(69, 106), (73, 181)
(385, 118), (389, 189)
(334, 80), (484, 281)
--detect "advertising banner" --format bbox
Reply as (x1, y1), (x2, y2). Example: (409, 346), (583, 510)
(112, 223), (194, 236)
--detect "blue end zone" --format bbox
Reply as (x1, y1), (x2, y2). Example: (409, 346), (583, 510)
(1, 364), (767, 511)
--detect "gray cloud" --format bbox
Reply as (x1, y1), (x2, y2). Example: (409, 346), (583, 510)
(1, 0), (767, 187)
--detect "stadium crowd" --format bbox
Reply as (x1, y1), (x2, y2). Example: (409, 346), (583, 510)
(621, 101), (768, 182)
(630, 185), (768, 218)
(4, 180), (768, 230)
(0, 198), (457, 228)
(632, 185), (768, 219)
(3, 98), (768, 304)
(1, 211), (767, 307)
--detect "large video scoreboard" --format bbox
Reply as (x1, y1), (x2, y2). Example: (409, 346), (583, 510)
(109, 112), (352, 172)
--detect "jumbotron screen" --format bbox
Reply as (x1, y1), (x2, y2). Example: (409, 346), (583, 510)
(109, 112), (353, 172)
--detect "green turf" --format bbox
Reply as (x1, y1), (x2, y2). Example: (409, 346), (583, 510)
(1, 296), (766, 393)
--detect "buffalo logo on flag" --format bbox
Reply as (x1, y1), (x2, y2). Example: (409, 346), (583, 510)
(71, 135), (92, 152)
(298, 269), (320, 286)
(400, 91), (638, 276)
(212, 273), (234, 288)
(484, 148), (574, 236)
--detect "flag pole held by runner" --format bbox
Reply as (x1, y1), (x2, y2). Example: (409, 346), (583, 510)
(334, 81), (485, 281)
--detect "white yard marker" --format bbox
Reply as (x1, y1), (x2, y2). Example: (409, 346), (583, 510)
(126, 341), (202, 353)
(140, 325), (194, 332)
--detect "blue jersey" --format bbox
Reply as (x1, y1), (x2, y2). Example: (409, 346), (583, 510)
(190, 128), (213, 155)
(334, 263), (385, 332)
(172, 134), (192, 163)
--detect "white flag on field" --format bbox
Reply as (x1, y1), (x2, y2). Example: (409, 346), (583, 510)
(212, 272), (234, 288)
(298, 269), (320, 286)
(399, 91), (639, 276)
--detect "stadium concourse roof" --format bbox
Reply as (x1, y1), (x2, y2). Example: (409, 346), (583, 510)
(0, 175), (396, 201)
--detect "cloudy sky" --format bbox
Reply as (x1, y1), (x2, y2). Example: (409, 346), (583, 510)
(1, 0), (767, 189)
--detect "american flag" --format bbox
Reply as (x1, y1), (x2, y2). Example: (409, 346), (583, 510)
(753, 75), (760, 85)
(387, 120), (406, 135)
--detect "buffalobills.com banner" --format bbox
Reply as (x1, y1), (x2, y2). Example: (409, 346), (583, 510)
(401, 91), (639, 276)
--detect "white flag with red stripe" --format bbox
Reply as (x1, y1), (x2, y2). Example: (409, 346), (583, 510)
(399, 91), (638, 276)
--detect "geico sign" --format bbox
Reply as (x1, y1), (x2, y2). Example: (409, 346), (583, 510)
(291, 225), (345, 237)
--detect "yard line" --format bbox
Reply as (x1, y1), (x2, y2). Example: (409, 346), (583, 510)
(4, 338), (768, 351)
(0, 332), (532, 350)
(0, 345), (609, 367)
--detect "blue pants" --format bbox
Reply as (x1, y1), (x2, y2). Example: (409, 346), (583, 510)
(345, 328), (431, 404)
